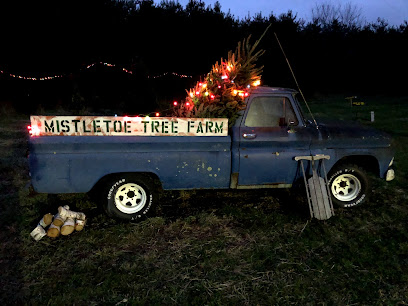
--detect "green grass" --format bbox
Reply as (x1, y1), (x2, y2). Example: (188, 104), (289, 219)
(1, 95), (407, 304)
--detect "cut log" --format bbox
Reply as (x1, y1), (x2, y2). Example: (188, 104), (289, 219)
(47, 223), (61, 238)
(58, 206), (86, 221)
(52, 205), (70, 226)
(39, 213), (53, 227)
(75, 219), (87, 231)
(61, 217), (75, 236)
(30, 225), (47, 241)
(52, 213), (66, 227)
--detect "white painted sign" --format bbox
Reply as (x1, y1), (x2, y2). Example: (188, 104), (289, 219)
(29, 116), (228, 136)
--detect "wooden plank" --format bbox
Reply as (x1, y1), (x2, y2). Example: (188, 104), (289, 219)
(319, 176), (333, 219)
(308, 176), (317, 218)
(309, 173), (334, 220)
(313, 173), (326, 220)
(29, 116), (228, 137)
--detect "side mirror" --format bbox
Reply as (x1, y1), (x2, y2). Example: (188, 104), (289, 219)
(287, 119), (296, 134)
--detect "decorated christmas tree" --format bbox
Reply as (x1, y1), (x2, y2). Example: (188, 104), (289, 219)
(172, 25), (271, 126)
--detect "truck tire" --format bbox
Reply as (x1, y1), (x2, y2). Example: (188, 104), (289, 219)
(105, 174), (157, 221)
(328, 164), (369, 208)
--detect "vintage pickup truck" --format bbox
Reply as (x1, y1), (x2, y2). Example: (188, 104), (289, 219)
(28, 87), (395, 220)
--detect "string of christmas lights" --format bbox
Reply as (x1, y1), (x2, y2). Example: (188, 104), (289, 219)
(0, 62), (192, 81)
(0, 69), (64, 81)
(147, 72), (192, 79)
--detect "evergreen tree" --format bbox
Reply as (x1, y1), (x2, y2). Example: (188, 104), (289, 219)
(172, 25), (271, 126)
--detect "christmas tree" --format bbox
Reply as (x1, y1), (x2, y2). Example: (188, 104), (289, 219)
(172, 25), (271, 127)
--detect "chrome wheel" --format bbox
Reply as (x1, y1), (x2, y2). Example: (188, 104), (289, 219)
(331, 173), (361, 202)
(114, 183), (147, 214)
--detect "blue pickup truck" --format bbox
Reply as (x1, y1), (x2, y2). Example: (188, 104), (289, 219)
(28, 87), (395, 220)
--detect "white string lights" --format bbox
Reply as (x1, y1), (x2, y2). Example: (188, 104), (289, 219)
(0, 62), (193, 81)
(147, 72), (192, 79)
(1, 69), (64, 81)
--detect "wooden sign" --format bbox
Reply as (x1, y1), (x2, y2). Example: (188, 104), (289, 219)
(29, 116), (228, 136)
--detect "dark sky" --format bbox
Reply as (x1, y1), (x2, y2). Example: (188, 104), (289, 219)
(173, 0), (407, 25)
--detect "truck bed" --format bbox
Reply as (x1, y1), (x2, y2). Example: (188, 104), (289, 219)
(28, 136), (232, 193)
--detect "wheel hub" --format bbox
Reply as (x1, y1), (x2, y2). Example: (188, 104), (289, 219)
(331, 174), (361, 202)
(339, 181), (348, 188)
(115, 183), (147, 214)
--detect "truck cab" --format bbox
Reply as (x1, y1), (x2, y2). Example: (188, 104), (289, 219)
(231, 87), (311, 188)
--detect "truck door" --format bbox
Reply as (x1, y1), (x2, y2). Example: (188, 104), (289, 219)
(238, 95), (311, 187)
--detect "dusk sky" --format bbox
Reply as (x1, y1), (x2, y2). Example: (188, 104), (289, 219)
(173, 0), (408, 26)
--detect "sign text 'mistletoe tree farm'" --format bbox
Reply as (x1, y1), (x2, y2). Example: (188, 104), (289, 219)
(30, 116), (228, 136)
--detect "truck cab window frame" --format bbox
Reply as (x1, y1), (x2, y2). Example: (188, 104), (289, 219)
(244, 96), (299, 128)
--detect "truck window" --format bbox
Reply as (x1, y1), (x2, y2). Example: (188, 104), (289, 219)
(244, 96), (299, 127)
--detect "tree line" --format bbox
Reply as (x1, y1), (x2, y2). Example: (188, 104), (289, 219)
(0, 0), (407, 114)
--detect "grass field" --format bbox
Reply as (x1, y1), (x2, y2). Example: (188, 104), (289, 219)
(1, 95), (407, 304)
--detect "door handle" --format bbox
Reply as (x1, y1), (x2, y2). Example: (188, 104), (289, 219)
(243, 133), (256, 139)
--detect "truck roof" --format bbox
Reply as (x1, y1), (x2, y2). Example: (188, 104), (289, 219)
(251, 86), (298, 95)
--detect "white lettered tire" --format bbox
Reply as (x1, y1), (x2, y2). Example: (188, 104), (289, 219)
(105, 174), (157, 220)
(328, 164), (369, 208)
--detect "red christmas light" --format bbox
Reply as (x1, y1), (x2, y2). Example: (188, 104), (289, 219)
(173, 101), (178, 106)
(155, 112), (160, 117)
(28, 125), (40, 136)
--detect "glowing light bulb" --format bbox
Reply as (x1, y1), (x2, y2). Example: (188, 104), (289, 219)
(173, 101), (178, 106)
(28, 125), (40, 136)
(252, 80), (261, 87)
(221, 75), (228, 80)
(244, 92), (249, 97)
(195, 91), (200, 95)
(186, 102), (190, 106)
(155, 112), (160, 117)
(202, 83), (207, 89)
(189, 92), (194, 98)
(233, 90), (238, 95)
(210, 94), (215, 100)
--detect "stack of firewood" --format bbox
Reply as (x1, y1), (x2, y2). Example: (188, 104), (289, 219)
(30, 205), (86, 241)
